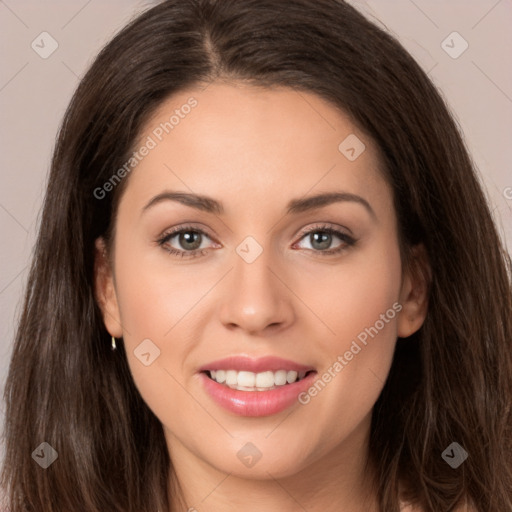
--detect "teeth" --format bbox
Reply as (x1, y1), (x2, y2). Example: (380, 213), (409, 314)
(226, 370), (237, 386)
(238, 371), (256, 387)
(257, 371), (276, 387)
(207, 369), (310, 390)
(286, 371), (298, 384)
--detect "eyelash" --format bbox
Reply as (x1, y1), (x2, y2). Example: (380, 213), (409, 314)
(156, 223), (357, 259)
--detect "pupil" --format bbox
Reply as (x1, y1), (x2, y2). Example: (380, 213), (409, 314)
(312, 232), (331, 250)
(180, 231), (201, 250)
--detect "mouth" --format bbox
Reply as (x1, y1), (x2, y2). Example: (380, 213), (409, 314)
(201, 369), (316, 391)
(197, 355), (317, 416)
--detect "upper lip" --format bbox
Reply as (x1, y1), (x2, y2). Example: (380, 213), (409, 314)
(198, 356), (316, 374)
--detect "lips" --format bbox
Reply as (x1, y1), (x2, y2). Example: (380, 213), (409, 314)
(198, 355), (315, 374)
(198, 356), (317, 416)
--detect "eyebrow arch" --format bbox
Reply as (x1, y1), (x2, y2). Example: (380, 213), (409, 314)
(141, 190), (376, 220)
(287, 191), (376, 220)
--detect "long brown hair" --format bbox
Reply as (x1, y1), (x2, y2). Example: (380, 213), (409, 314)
(1, 1), (511, 510)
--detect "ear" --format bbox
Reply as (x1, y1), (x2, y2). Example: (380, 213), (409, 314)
(94, 237), (123, 338)
(397, 243), (431, 338)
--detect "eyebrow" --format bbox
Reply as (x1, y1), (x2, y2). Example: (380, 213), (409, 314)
(141, 190), (376, 220)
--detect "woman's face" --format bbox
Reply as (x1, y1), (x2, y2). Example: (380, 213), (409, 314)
(96, 82), (427, 482)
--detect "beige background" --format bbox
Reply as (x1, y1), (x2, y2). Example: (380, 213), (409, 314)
(0, 0), (511, 465)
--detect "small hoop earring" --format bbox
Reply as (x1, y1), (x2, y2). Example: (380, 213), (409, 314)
(111, 336), (117, 351)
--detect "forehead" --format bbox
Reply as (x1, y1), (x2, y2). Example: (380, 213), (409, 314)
(122, 81), (391, 218)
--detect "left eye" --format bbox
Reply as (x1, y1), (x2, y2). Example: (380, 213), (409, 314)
(293, 227), (356, 254)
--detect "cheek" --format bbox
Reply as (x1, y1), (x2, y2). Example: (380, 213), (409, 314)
(110, 239), (200, 421)
(336, 242), (402, 379)
(113, 229), (206, 340)
(335, 253), (401, 349)
(296, 235), (402, 431)
(299, 232), (402, 357)
(112, 259), (198, 433)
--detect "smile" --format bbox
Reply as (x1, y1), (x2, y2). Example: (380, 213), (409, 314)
(204, 369), (313, 391)
(198, 355), (317, 416)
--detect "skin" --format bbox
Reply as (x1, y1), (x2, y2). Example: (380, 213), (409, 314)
(95, 81), (430, 512)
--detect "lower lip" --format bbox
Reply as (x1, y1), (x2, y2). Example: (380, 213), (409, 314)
(199, 371), (317, 417)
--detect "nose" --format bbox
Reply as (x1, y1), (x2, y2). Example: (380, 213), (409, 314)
(217, 242), (295, 335)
